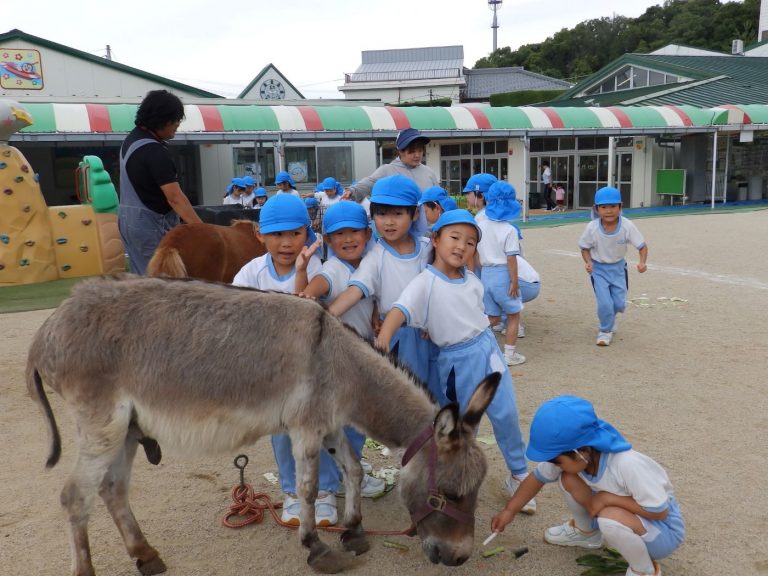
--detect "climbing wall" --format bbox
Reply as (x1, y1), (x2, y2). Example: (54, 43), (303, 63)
(47, 204), (106, 279)
(0, 145), (58, 285)
(94, 212), (125, 274)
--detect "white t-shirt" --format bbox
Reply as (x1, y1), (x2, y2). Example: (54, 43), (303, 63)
(477, 219), (521, 266)
(276, 189), (301, 198)
(349, 235), (432, 316)
(534, 450), (675, 513)
(315, 193), (342, 208)
(578, 216), (646, 264)
(223, 193), (254, 207)
(542, 166), (552, 185)
(232, 253), (321, 292)
(320, 257), (374, 340)
(517, 255), (540, 283)
(393, 265), (489, 347)
(474, 208), (487, 224)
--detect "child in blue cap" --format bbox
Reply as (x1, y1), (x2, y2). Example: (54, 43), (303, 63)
(492, 396), (684, 576)
(463, 173), (497, 221)
(376, 209), (537, 513)
(477, 181), (527, 366)
(223, 177), (251, 206)
(329, 174), (434, 386)
(274, 171), (300, 198)
(252, 187), (267, 209)
(232, 194), (340, 527)
(295, 200), (386, 499)
(579, 186), (648, 346)
(317, 176), (343, 208)
(419, 185), (457, 232)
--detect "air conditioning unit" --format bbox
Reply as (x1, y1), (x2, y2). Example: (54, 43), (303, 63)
(732, 39), (744, 55)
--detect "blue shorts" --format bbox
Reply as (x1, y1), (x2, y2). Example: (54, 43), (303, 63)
(482, 265), (523, 316)
(641, 497), (685, 559)
(519, 280), (540, 304)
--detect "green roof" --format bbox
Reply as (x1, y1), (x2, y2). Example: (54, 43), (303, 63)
(0, 29), (222, 98)
(551, 53), (768, 107)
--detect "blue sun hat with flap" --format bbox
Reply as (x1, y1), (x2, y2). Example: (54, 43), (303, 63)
(418, 186), (449, 205)
(439, 196), (458, 212)
(254, 187), (267, 198)
(526, 395), (631, 462)
(431, 208), (482, 241)
(304, 197), (319, 208)
(323, 201), (369, 234)
(485, 181), (522, 221)
(259, 194), (317, 244)
(370, 174), (422, 207)
(463, 173), (497, 195)
(242, 175), (256, 187)
(275, 171), (296, 187)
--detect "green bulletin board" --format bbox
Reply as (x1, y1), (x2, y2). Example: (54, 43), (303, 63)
(656, 169), (686, 196)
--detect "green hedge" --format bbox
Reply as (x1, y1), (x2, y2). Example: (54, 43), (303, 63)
(490, 90), (566, 107)
(388, 98), (453, 107)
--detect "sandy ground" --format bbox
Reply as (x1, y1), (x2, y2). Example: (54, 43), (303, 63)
(1, 210), (767, 576)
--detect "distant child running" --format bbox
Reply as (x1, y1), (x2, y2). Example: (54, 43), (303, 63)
(492, 395), (684, 576)
(328, 175), (433, 387)
(579, 186), (647, 346)
(477, 181), (526, 366)
(376, 209), (536, 513)
(231, 194), (341, 527)
(554, 183), (566, 212)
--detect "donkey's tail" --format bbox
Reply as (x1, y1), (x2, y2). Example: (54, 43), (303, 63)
(147, 247), (188, 278)
(27, 368), (62, 469)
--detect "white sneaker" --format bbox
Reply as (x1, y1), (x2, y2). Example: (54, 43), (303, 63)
(626, 560), (661, 576)
(517, 323), (525, 338)
(336, 473), (387, 498)
(544, 519), (603, 548)
(492, 323), (505, 333)
(503, 475), (536, 515)
(281, 494), (301, 526)
(505, 350), (526, 365)
(360, 459), (373, 475)
(596, 331), (613, 346)
(314, 492), (338, 526)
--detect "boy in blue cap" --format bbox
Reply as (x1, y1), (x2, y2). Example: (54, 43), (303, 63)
(295, 201), (386, 498)
(329, 175), (433, 385)
(223, 177), (251, 206)
(477, 181), (527, 366)
(376, 209), (537, 513)
(419, 185), (457, 232)
(274, 171), (300, 197)
(317, 176), (343, 208)
(579, 186), (648, 346)
(492, 395), (684, 576)
(252, 187), (267, 209)
(463, 173), (497, 221)
(232, 194), (340, 526)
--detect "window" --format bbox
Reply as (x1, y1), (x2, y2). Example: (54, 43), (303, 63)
(581, 65), (689, 96)
(317, 146), (353, 182)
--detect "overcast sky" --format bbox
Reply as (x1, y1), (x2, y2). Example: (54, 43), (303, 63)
(6, 0), (668, 98)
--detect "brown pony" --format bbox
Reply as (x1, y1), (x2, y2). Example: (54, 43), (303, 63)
(147, 220), (265, 283)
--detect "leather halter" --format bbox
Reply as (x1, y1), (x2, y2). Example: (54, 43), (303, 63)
(401, 425), (475, 533)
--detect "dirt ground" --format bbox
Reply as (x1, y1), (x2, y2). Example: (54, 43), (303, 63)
(1, 210), (766, 576)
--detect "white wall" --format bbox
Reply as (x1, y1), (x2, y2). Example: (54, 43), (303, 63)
(342, 83), (462, 104)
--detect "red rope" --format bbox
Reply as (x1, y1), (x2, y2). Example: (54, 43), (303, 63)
(222, 483), (413, 536)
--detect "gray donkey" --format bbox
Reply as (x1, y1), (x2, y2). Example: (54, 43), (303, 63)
(27, 275), (500, 576)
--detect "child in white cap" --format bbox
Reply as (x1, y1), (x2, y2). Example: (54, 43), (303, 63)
(492, 395), (684, 576)
(579, 186), (648, 346)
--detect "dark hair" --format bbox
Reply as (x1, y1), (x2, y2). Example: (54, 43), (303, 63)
(548, 447), (590, 464)
(135, 90), (185, 130)
(369, 201), (417, 219)
(424, 201), (439, 210)
(542, 161), (550, 167)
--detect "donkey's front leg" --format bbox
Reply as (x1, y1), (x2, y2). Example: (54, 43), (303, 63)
(292, 432), (353, 574)
(324, 429), (369, 555)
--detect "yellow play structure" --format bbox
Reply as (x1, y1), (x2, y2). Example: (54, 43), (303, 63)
(0, 100), (124, 285)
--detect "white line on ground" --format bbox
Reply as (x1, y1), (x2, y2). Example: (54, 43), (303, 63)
(545, 249), (768, 290)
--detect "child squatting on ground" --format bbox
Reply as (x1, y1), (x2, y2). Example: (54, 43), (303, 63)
(231, 194), (342, 526)
(491, 396), (684, 576)
(477, 181), (527, 366)
(294, 200), (386, 499)
(579, 186), (648, 346)
(375, 209), (537, 514)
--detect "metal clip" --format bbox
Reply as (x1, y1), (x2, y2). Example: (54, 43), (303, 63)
(426, 493), (446, 512)
(234, 454), (249, 488)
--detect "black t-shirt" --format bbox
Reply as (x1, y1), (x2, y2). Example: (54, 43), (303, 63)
(121, 126), (178, 214)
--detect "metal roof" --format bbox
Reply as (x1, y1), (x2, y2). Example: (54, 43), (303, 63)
(348, 46), (464, 83)
(10, 102), (768, 144)
(464, 67), (571, 99)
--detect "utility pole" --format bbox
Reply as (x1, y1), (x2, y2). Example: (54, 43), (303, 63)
(488, 0), (503, 53)
(105, 45), (112, 61)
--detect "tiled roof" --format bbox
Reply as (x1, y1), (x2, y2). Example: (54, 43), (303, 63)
(464, 67), (571, 99)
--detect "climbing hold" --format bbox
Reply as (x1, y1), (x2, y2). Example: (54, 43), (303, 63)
(61, 264), (71, 271)
(20, 165), (29, 173)
(79, 244), (89, 253)
(1, 150), (10, 157)
(22, 204), (30, 212)
(14, 176), (23, 183)
(0, 263), (4, 270)
(19, 258), (30, 267)
(0, 162), (6, 169)
(24, 240), (35, 247)
(33, 173), (40, 182)
(58, 211), (67, 219)
(56, 237), (68, 245)
(81, 219), (92, 225)
(3, 188), (11, 195)
(0, 234), (9, 244)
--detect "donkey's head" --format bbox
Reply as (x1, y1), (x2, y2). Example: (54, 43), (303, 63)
(399, 372), (501, 566)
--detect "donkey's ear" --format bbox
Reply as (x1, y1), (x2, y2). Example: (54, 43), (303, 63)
(434, 403), (460, 441)
(462, 372), (501, 428)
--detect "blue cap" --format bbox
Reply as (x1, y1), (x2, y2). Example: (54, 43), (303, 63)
(526, 396), (632, 462)
(304, 197), (319, 208)
(439, 196), (458, 212)
(232, 177), (248, 188)
(275, 171), (296, 187)
(370, 175), (421, 207)
(595, 186), (622, 205)
(242, 175), (256, 187)
(485, 181), (521, 221)
(396, 128), (430, 150)
(418, 186), (449, 206)
(254, 187), (267, 198)
(321, 176), (338, 190)
(323, 201), (369, 234)
(463, 173), (497, 195)
(431, 209), (482, 241)
(259, 194), (310, 234)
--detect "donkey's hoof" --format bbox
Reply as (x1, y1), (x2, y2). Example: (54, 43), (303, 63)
(136, 556), (167, 575)
(307, 547), (354, 574)
(340, 529), (370, 556)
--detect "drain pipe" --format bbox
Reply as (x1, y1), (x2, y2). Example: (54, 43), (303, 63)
(710, 130), (718, 209)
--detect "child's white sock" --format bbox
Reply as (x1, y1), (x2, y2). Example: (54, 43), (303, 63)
(561, 484), (594, 532)
(597, 517), (655, 574)
(504, 344), (516, 354)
